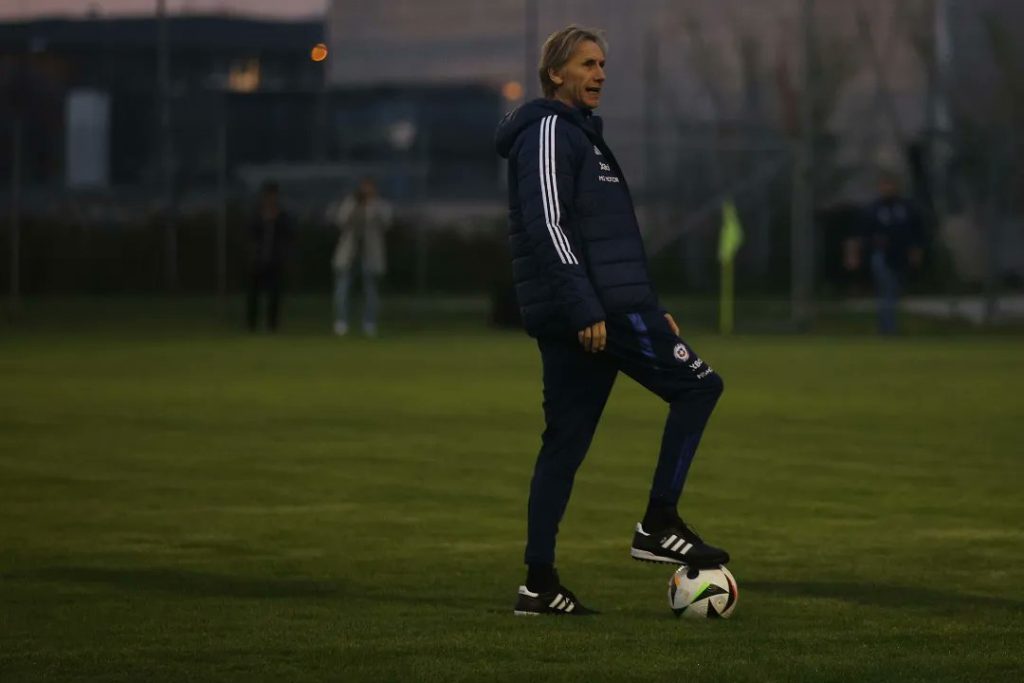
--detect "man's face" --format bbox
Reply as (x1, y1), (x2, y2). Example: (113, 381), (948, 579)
(550, 40), (606, 110)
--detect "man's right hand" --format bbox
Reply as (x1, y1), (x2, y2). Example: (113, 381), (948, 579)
(578, 321), (607, 353)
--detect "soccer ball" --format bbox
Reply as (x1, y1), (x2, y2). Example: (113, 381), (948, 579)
(668, 565), (738, 619)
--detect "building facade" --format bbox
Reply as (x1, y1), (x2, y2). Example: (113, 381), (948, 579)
(0, 15), (324, 188)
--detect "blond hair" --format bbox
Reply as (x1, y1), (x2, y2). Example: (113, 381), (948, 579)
(538, 25), (608, 99)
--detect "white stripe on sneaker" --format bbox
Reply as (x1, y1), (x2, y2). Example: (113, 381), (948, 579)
(549, 593), (563, 609)
(661, 535), (677, 549)
(671, 538), (686, 552)
(681, 543), (693, 555)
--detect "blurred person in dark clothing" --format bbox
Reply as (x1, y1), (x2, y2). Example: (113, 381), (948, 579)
(328, 178), (393, 337)
(495, 25), (729, 616)
(246, 181), (292, 332)
(851, 172), (924, 335)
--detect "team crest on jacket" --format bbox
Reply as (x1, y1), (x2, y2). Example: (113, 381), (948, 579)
(673, 343), (690, 362)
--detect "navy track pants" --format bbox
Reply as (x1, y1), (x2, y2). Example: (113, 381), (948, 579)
(524, 309), (724, 565)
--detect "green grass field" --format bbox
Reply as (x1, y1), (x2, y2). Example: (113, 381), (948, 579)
(2, 300), (1023, 681)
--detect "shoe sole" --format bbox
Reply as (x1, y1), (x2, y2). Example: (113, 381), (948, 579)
(630, 547), (730, 567)
(630, 548), (688, 564)
(512, 609), (598, 617)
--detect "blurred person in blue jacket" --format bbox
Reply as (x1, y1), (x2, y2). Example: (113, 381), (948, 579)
(495, 25), (729, 616)
(851, 171), (925, 335)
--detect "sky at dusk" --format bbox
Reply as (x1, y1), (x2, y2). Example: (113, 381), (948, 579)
(0, 0), (327, 20)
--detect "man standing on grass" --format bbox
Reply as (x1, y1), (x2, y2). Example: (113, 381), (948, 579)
(495, 25), (730, 616)
(246, 181), (292, 333)
(329, 177), (394, 338)
(863, 171), (925, 335)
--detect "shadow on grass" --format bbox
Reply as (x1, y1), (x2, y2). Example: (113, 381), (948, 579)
(744, 580), (1024, 612)
(17, 566), (343, 600)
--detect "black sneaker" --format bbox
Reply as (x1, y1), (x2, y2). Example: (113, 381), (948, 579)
(630, 521), (730, 568)
(513, 584), (598, 616)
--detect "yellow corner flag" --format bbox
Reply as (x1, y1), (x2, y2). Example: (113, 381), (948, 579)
(718, 200), (744, 334)
(718, 199), (745, 264)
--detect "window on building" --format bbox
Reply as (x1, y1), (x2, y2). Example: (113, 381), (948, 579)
(228, 58), (260, 93)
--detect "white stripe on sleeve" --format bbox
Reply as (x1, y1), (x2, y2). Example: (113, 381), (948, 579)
(538, 115), (578, 265)
(544, 117), (578, 263)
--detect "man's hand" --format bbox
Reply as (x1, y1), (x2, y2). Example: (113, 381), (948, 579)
(578, 321), (607, 353)
(664, 313), (680, 338)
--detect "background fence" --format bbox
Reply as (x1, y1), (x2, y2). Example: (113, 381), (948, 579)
(2, 0), (1022, 327)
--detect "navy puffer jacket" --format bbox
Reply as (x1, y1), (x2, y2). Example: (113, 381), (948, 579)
(495, 98), (660, 338)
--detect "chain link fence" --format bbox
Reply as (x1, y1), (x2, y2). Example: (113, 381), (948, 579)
(2, 1), (1022, 327)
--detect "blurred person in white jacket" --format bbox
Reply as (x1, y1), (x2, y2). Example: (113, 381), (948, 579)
(328, 178), (393, 336)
